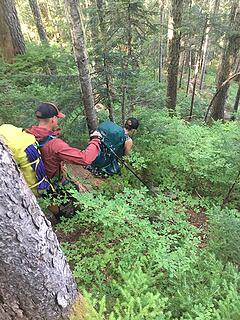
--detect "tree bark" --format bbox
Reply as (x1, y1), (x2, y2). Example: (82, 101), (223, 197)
(121, 0), (132, 125)
(205, 72), (240, 122)
(96, 0), (114, 122)
(0, 140), (87, 320)
(186, 46), (192, 96)
(210, 2), (240, 121)
(166, 0), (184, 111)
(189, 16), (208, 119)
(119, 0), (132, 125)
(88, 0), (101, 72)
(199, 30), (209, 90)
(28, 0), (48, 44)
(0, 0), (25, 62)
(158, 0), (165, 83)
(199, 0), (221, 90)
(233, 80), (240, 113)
(178, 50), (185, 88)
(0, 1), (15, 62)
(65, 0), (98, 131)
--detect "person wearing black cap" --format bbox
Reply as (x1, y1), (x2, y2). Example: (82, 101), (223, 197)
(26, 102), (101, 181)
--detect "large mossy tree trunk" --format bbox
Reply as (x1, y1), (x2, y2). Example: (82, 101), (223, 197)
(65, 0), (98, 132)
(28, 0), (48, 44)
(0, 140), (95, 320)
(166, 0), (184, 111)
(0, 0), (25, 62)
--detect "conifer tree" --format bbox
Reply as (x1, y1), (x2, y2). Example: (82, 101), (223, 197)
(0, 0), (25, 62)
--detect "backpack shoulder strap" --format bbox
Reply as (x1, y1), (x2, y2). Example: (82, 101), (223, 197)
(38, 135), (55, 148)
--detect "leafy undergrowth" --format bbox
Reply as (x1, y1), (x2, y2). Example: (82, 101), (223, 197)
(56, 188), (240, 319)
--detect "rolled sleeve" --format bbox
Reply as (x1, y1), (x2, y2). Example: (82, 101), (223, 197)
(55, 138), (101, 166)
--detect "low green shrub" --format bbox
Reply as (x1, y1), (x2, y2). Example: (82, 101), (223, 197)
(57, 188), (240, 319)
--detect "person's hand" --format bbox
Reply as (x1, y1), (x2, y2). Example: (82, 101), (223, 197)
(90, 130), (102, 140)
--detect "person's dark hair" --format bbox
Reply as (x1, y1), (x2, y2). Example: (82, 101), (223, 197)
(124, 117), (139, 130)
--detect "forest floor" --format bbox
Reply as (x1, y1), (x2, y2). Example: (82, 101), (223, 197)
(56, 197), (209, 249)
(186, 208), (208, 248)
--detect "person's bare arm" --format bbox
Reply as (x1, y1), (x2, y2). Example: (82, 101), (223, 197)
(124, 138), (133, 156)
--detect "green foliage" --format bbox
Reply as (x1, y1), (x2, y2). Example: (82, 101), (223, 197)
(1, 17), (240, 318)
(131, 108), (240, 202)
(0, 43), (86, 139)
(208, 207), (240, 266)
(56, 187), (240, 319)
(54, 104), (240, 318)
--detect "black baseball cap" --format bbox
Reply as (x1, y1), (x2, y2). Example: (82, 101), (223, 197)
(35, 102), (65, 119)
(125, 117), (139, 130)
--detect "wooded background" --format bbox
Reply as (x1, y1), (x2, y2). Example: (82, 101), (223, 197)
(0, 0), (239, 128)
(1, 1), (240, 319)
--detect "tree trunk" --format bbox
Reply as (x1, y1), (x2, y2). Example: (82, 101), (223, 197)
(166, 0), (184, 111)
(88, 0), (101, 72)
(120, 84), (126, 126)
(121, 0), (132, 125)
(205, 72), (240, 122)
(210, 46), (231, 120)
(210, 2), (240, 121)
(0, 140), (96, 320)
(233, 80), (240, 113)
(0, 2), (15, 62)
(158, 0), (165, 83)
(186, 46), (192, 96)
(189, 16), (208, 119)
(28, 0), (48, 44)
(199, 0), (220, 90)
(199, 31), (209, 90)
(0, 0), (25, 62)
(96, 0), (114, 122)
(178, 50), (185, 88)
(65, 0), (98, 131)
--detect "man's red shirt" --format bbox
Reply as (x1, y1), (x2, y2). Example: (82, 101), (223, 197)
(26, 126), (100, 179)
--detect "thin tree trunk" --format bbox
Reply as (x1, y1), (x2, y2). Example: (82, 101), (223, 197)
(96, 0), (114, 122)
(186, 46), (192, 96)
(0, 140), (97, 320)
(0, 0), (25, 62)
(104, 54), (114, 122)
(199, 0), (220, 90)
(89, 0), (101, 72)
(189, 16), (208, 119)
(166, 0), (184, 111)
(233, 80), (240, 113)
(178, 50), (185, 88)
(199, 34), (209, 90)
(121, 84), (127, 126)
(28, 0), (48, 44)
(121, 0), (132, 125)
(158, 0), (164, 82)
(65, 0), (98, 131)
(199, 19), (210, 90)
(213, 0), (220, 14)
